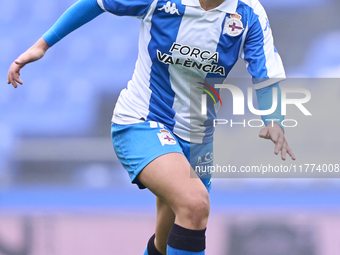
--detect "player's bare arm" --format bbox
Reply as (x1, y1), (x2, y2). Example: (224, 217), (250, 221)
(259, 123), (296, 161)
(7, 38), (49, 88)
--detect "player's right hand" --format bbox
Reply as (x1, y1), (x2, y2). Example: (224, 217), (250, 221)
(259, 123), (296, 161)
(7, 38), (50, 88)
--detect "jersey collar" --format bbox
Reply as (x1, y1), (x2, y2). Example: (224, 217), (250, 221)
(181, 0), (238, 13)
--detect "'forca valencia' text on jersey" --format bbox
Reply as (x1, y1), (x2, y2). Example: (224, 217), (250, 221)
(97, 0), (286, 143)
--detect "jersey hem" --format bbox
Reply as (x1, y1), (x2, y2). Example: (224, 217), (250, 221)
(253, 76), (286, 90)
(111, 116), (145, 125)
(131, 151), (184, 189)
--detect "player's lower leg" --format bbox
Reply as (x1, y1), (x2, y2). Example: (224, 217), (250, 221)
(138, 153), (210, 255)
(167, 224), (206, 255)
(166, 192), (209, 255)
(144, 197), (175, 255)
(143, 234), (162, 255)
(144, 224), (207, 255)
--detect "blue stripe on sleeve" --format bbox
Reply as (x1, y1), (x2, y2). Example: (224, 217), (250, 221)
(42, 0), (104, 47)
(243, 18), (269, 82)
(256, 83), (284, 130)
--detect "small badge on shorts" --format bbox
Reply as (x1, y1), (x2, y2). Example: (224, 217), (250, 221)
(157, 129), (177, 146)
(223, 13), (244, 37)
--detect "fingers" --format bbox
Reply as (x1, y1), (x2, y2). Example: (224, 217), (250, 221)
(280, 141), (295, 161)
(17, 77), (23, 85)
(286, 144), (296, 160)
(273, 133), (284, 155)
(276, 136), (296, 161)
(7, 61), (24, 88)
(281, 143), (287, 160)
(7, 54), (31, 88)
(259, 125), (296, 160)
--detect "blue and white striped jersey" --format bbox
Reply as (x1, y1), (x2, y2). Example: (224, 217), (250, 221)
(97, 0), (285, 143)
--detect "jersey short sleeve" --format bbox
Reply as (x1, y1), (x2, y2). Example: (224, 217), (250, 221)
(97, 0), (154, 17)
(240, 1), (285, 90)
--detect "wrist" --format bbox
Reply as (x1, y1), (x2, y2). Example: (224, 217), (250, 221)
(266, 122), (284, 133)
(35, 37), (50, 53)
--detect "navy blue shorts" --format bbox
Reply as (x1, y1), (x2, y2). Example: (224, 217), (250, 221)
(111, 121), (213, 191)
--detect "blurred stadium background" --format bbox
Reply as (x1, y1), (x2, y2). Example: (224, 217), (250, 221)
(1, 0), (340, 254)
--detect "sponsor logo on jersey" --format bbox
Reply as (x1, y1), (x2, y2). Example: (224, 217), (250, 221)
(223, 13), (244, 37)
(196, 152), (214, 165)
(157, 43), (225, 76)
(195, 152), (214, 177)
(158, 1), (180, 15)
(157, 129), (177, 146)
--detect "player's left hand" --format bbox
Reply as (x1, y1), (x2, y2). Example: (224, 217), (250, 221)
(7, 38), (49, 88)
(259, 123), (296, 160)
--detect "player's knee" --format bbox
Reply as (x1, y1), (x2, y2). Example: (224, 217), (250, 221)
(177, 190), (210, 227)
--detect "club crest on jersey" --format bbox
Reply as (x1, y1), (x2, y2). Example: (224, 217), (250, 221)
(223, 13), (244, 37)
(157, 129), (177, 146)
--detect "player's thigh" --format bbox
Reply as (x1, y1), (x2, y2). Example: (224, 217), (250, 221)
(112, 120), (209, 216)
(138, 152), (210, 215)
(111, 121), (184, 189)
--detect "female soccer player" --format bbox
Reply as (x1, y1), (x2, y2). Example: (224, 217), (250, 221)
(8, 0), (295, 254)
